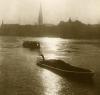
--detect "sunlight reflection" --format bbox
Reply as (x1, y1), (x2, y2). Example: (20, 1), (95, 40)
(41, 37), (60, 51)
(42, 37), (61, 43)
(41, 69), (61, 95)
(46, 53), (57, 59)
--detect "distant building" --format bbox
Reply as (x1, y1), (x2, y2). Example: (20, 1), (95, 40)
(38, 4), (43, 25)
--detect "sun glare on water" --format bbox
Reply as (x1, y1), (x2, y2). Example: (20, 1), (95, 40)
(41, 37), (61, 59)
(40, 69), (62, 95)
(42, 37), (60, 51)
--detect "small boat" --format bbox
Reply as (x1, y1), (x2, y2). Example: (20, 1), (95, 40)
(37, 59), (94, 78)
(23, 41), (40, 49)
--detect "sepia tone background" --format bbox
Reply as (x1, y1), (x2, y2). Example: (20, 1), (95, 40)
(0, 0), (100, 95)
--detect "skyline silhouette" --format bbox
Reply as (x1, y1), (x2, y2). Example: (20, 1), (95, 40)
(0, 19), (100, 39)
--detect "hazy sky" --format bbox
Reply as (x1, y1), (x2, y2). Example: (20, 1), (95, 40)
(0, 0), (100, 25)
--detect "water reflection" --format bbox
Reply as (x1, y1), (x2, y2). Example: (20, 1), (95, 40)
(40, 37), (78, 61)
(41, 37), (65, 59)
(41, 37), (60, 51)
(46, 53), (57, 59)
(40, 69), (61, 95)
(40, 69), (73, 95)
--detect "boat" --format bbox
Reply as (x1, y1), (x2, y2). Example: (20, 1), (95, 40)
(23, 41), (40, 49)
(37, 59), (94, 78)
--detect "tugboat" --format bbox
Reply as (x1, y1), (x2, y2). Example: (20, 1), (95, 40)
(37, 54), (94, 78)
(23, 41), (40, 49)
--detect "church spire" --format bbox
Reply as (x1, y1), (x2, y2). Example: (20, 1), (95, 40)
(1, 20), (4, 27)
(38, 3), (43, 25)
(1, 20), (3, 25)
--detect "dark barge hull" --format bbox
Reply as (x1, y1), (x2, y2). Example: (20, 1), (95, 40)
(37, 60), (94, 78)
(23, 41), (40, 49)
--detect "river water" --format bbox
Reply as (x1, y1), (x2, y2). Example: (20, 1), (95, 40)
(0, 36), (99, 95)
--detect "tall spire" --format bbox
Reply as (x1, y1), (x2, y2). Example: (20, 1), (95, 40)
(38, 3), (43, 25)
(1, 20), (3, 25)
(1, 20), (4, 27)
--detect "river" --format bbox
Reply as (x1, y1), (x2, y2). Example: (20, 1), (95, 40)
(0, 36), (99, 95)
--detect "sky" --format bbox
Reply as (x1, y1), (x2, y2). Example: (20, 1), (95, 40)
(0, 0), (100, 25)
